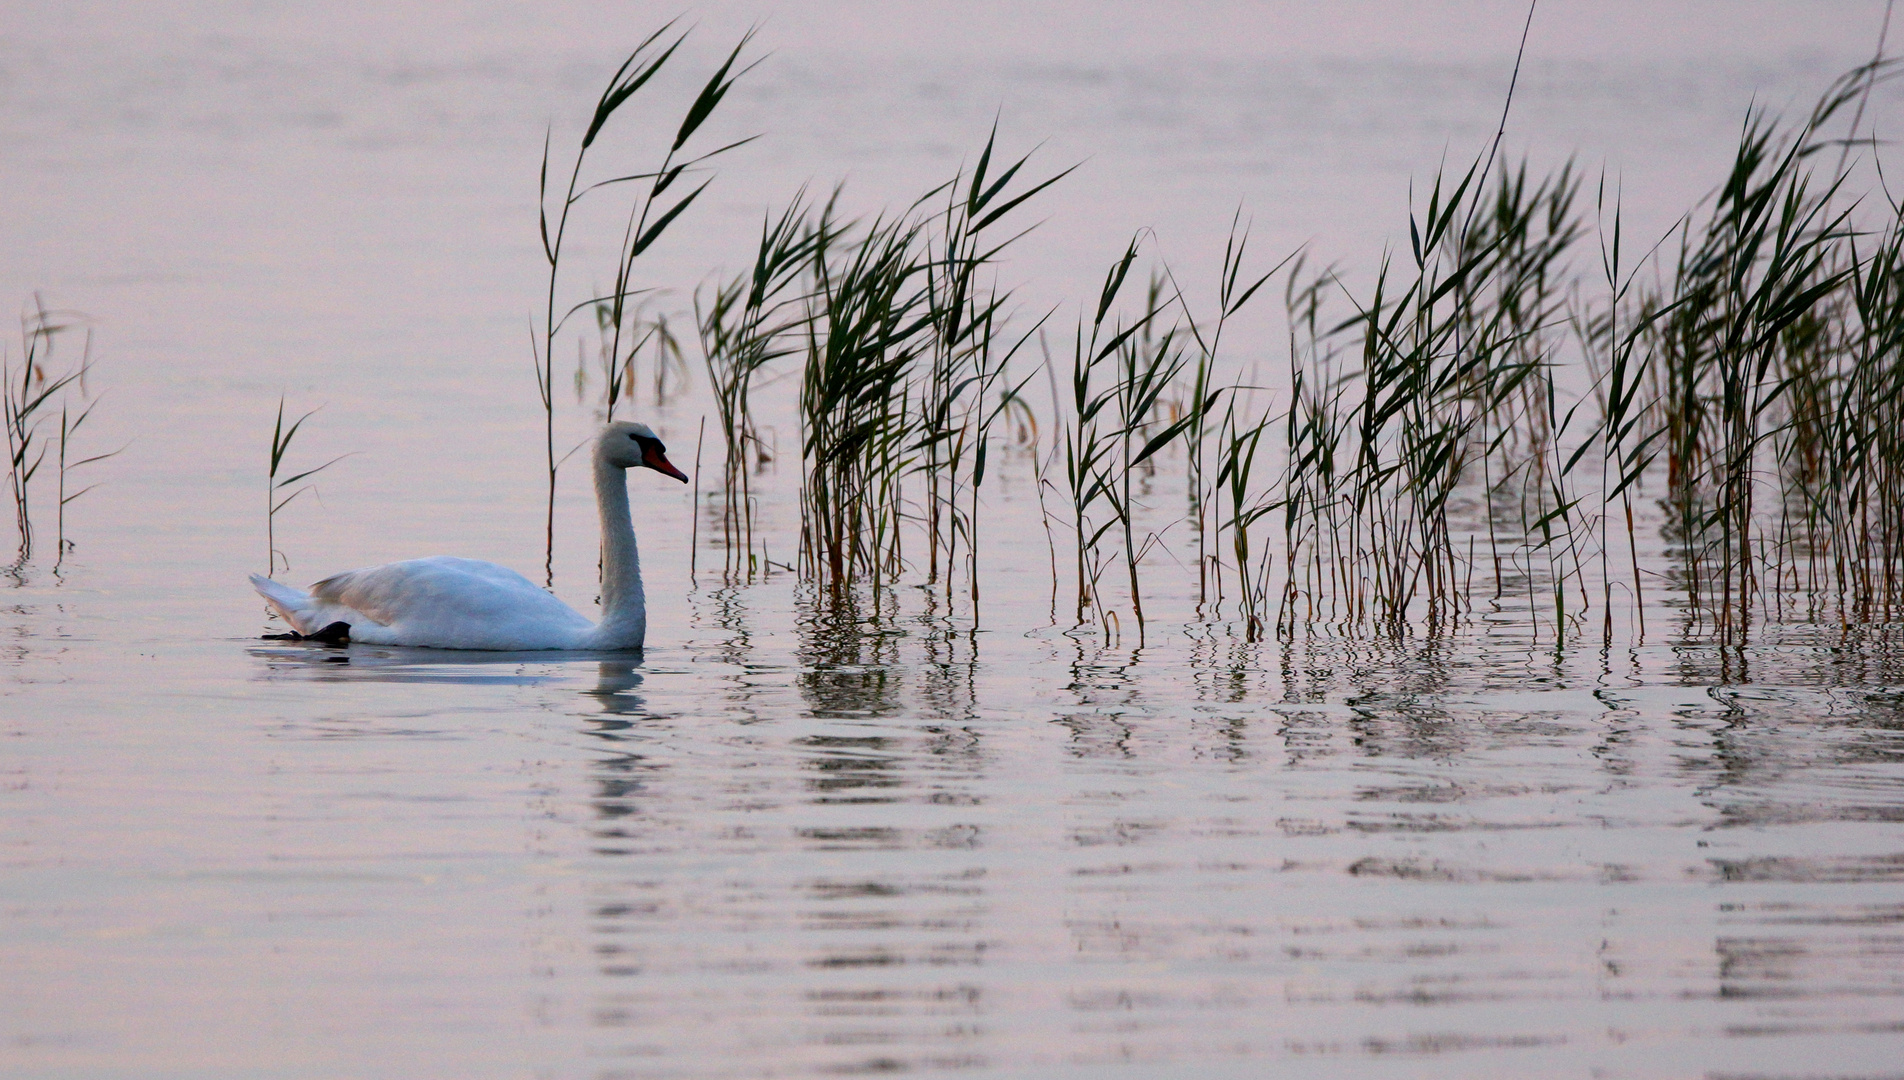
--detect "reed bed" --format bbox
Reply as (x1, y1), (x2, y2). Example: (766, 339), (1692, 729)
(537, 33), (1904, 642)
(1255, 59), (1902, 641)
(679, 132), (1067, 602)
(1645, 63), (1902, 638)
(1263, 158), (1596, 636)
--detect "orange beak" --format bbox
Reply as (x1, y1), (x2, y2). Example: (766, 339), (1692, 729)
(643, 442), (689, 483)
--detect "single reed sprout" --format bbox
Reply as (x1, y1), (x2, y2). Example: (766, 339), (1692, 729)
(54, 393), (123, 565)
(1107, 291), (1194, 643)
(266, 398), (349, 577)
(1214, 396), (1276, 638)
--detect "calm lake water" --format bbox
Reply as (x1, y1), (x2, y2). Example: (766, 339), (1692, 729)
(6, 3), (1904, 1078)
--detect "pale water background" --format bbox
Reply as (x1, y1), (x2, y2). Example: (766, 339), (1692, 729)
(5, 2), (1904, 1077)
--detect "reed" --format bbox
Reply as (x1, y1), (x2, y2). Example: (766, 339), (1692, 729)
(1061, 238), (1145, 627)
(53, 388), (121, 565)
(1573, 175), (1673, 642)
(579, 297), (685, 422)
(5, 298), (93, 567)
(1214, 394), (1276, 637)
(1170, 213), (1288, 612)
(700, 191), (822, 580)
(1833, 212), (1904, 618)
(1642, 61), (1898, 635)
(1106, 287), (1197, 643)
(535, 26), (759, 585)
(956, 342), (1043, 617)
(798, 208), (930, 592)
(915, 275), (1045, 614)
(265, 398), (349, 577)
(914, 129), (1070, 607)
(645, 310), (691, 408)
(1275, 259), (1346, 628)
(543, 24), (1904, 642)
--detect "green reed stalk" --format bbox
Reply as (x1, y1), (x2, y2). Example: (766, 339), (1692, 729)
(1585, 196), (1664, 641)
(6, 299), (92, 567)
(701, 192), (822, 579)
(915, 127), (1073, 599)
(536, 25), (759, 585)
(1279, 261), (1344, 627)
(1106, 296), (1193, 644)
(54, 391), (121, 566)
(1168, 211), (1289, 613)
(265, 399), (349, 577)
(1063, 238), (1157, 627)
(948, 308), (1045, 616)
(800, 210), (930, 593)
(1215, 396), (1276, 638)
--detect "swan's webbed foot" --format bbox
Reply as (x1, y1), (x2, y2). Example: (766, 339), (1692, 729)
(261, 621), (352, 645)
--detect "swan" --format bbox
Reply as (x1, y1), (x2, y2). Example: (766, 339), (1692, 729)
(249, 421), (687, 650)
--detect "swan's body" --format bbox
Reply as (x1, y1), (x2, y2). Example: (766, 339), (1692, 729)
(252, 555), (605, 649)
(249, 422), (686, 651)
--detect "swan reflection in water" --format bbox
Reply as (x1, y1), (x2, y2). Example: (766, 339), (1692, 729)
(247, 641), (649, 716)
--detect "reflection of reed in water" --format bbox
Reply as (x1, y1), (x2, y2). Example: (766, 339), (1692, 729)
(913, 587), (981, 724)
(797, 584), (904, 722)
(1053, 634), (1141, 758)
(689, 581), (757, 670)
(792, 584), (995, 1073)
(566, 583), (998, 1077)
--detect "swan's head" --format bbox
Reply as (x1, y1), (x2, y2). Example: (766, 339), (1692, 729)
(600, 422), (689, 482)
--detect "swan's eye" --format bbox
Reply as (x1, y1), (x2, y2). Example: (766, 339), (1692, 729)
(628, 433), (638, 440)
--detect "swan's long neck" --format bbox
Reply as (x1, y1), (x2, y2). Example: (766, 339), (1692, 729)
(594, 453), (645, 642)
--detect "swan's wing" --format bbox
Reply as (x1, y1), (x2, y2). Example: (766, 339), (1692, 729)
(309, 556), (588, 630)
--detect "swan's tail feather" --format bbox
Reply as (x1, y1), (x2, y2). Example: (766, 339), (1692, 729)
(250, 573), (315, 633)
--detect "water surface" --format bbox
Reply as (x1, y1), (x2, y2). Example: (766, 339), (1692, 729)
(5, 4), (1904, 1077)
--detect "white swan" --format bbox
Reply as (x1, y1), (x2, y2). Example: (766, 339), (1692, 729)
(249, 421), (687, 650)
